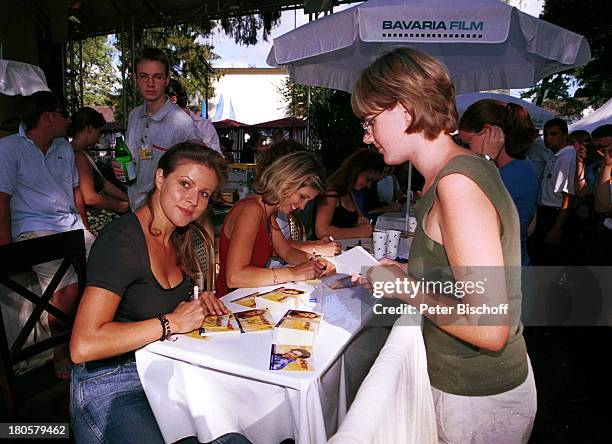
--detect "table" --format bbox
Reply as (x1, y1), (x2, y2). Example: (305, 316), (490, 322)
(136, 279), (386, 444)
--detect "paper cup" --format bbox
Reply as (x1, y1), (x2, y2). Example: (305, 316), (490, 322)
(408, 216), (418, 234)
(372, 231), (388, 259)
(386, 229), (402, 259)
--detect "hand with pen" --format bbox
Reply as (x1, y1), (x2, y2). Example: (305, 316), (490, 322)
(355, 216), (374, 237)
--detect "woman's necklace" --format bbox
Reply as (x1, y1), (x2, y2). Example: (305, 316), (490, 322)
(261, 200), (273, 248)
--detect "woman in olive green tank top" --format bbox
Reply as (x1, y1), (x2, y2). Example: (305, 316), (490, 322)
(351, 48), (536, 443)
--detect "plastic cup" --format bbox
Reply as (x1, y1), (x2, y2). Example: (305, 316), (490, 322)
(386, 229), (402, 259)
(408, 216), (418, 234)
(372, 231), (388, 260)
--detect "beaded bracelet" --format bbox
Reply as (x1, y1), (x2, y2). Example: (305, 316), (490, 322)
(156, 314), (173, 341)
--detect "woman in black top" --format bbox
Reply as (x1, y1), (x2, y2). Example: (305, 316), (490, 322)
(315, 147), (385, 239)
(70, 142), (246, 444)
(68, 107), (129, 235)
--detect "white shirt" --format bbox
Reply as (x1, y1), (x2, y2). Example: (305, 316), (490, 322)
(189, 111), (221, 154)
(539, 145), (576, 208)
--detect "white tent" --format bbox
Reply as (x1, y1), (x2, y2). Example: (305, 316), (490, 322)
(267, 0), (591, 94)
(456, 92), (555, 129)
(211, 93), (236, 122)
(569, 98), (612, 133)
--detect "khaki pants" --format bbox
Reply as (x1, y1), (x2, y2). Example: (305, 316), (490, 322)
(432, 357), (537, 444)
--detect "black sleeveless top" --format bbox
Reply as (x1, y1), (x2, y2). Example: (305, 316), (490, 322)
(331, 200), (359, 228)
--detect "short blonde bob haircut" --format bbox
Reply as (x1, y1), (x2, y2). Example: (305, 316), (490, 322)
(351, 48), (458, 141)
(253, 151), (326, 205)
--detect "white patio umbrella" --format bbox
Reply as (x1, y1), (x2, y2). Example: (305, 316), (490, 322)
(456, 92), (555, 129)
(569, 98), (612, 134)
(267, 0), (591, 95)
(0, 59), (49, 96)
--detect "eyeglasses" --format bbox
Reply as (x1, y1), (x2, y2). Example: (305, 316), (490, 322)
(455, 131), (478, 149)
(136, 73), (167, 83)
(361, 109), (385, 133)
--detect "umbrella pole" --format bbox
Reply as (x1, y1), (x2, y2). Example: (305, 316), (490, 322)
(405, 162), (413, 232)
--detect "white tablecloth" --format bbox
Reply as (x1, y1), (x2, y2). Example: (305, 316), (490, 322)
(329, 317), (437, 444)
(136, 280), (387, 444)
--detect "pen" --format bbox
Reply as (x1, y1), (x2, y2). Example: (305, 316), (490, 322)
(328, 235), (335, 242)
(193, 285), (199, 300)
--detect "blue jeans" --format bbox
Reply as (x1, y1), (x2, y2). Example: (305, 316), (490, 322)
(71, 359), (164, 444)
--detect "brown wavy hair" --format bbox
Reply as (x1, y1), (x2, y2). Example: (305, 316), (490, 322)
(145, 141), (227, 280)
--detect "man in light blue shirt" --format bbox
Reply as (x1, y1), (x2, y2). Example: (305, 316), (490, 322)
(0, 91), (93, 361)
(124, 48), (200, 210)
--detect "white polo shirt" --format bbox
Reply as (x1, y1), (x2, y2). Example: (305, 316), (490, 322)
(539, 145), (576, 208)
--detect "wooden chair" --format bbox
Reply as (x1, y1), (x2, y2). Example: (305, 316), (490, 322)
(287, 213), (307, 242)
(0, 229), (86, 418)
(190, 222), (215, 292)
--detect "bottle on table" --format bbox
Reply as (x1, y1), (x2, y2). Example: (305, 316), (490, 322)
(112, 134), (136, 185)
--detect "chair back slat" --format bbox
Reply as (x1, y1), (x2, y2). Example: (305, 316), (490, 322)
(190, 223), (215, 292)
(0, 229), (86, 418)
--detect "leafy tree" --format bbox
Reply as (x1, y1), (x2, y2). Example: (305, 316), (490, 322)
(220, 12), (281, 46)
(81, 36), (118, 107)
(278, 77), (309, 118)
(522, 0), (611, 112)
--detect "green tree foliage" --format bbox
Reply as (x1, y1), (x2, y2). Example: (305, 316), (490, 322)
(278, 77), (309, 118)
(220, 12), (281, 46)
(279, 78), (365, 171)
(522, 0), (611, 112)
(81, 36), (118, 107)
(111, 23), (220, 121)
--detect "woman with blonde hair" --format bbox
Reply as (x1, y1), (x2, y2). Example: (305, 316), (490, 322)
(216, 151), (333, 297)
(352, 48), (536, 443)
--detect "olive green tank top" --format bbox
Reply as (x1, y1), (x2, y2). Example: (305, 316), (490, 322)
(409, 155), (527, 396)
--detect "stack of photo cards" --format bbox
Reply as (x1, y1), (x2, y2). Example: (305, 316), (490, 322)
(197, 312), (241, 338)
(234, 308), (275, 332)
(255, 287), (311, 321)
(231, 292), (258, 308)
(269, 309), (322, 372)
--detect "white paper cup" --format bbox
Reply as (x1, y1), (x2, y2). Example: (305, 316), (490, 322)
(372, 231), (388, 259)
(386, 229), (402, 259)
(408, 216), (418, 233)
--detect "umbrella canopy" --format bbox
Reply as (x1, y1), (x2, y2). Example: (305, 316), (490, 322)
(569, 98), (612, 134)
(456, 92), (555, 129)
(0, 60), (49, 96)
(267, 0), (591, 94)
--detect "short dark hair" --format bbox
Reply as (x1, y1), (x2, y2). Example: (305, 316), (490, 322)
(544, 118), (568, 135)
(20, 91), (65, 130)
(591, 124), (612, 139)
(67, 107), (106, 138)
(135, 47), (170, 75)
(166, 78), (188, 108)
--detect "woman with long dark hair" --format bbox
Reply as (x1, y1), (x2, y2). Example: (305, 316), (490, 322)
(458, 99), (540, 265)
(315, 147), (386, 239)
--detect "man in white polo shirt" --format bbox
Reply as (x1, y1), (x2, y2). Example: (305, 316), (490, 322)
(0, 91), (95, 376)
(530, 118), (576, 265)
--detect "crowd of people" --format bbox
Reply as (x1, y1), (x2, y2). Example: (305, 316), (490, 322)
(0, 45), (610, 443)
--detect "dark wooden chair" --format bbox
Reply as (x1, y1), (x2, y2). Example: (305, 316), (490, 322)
(0, 229), (86, 418)
(191, 222), (215, 292)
